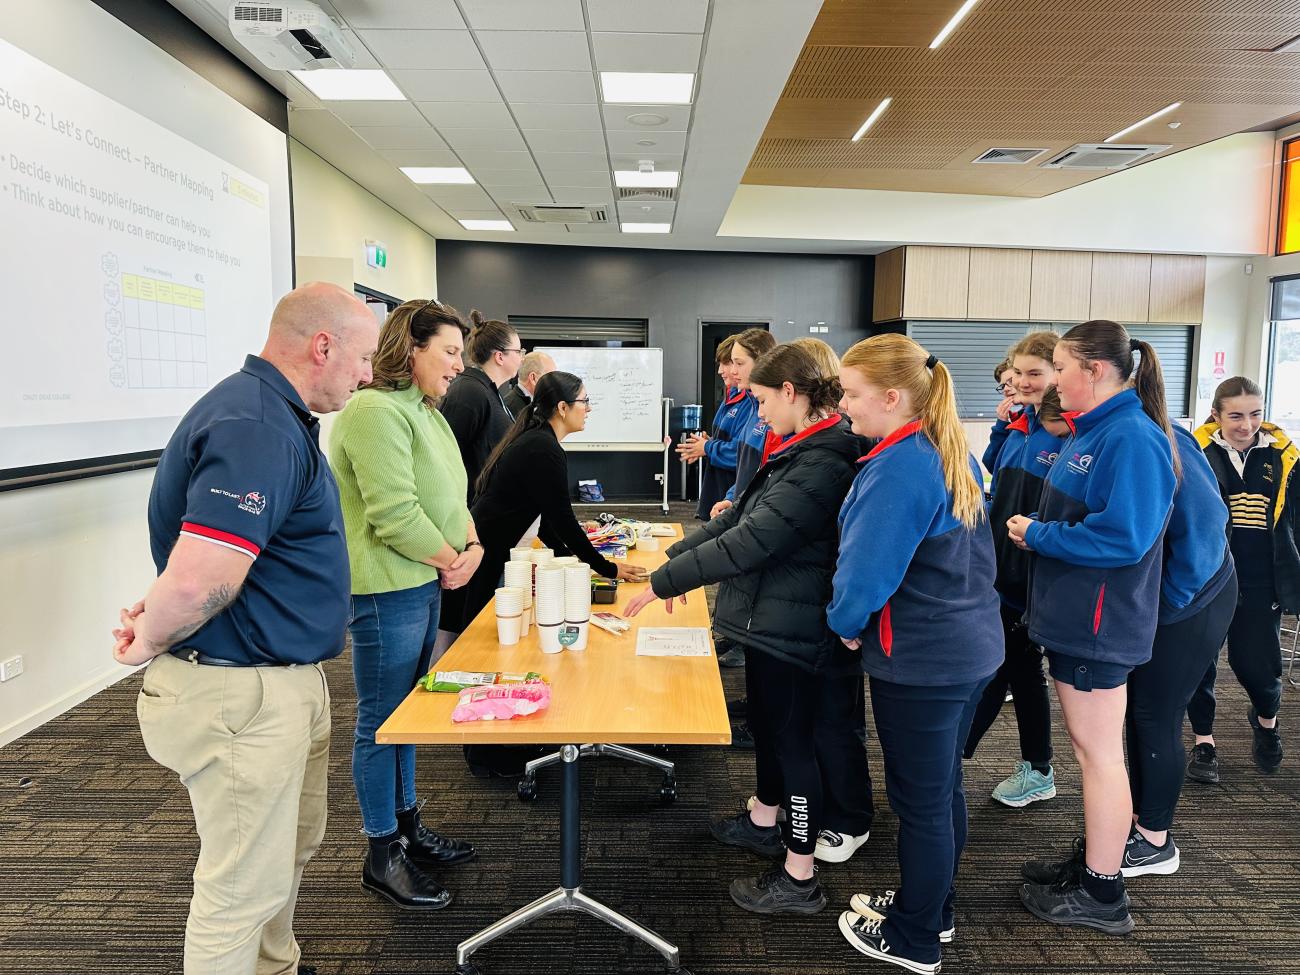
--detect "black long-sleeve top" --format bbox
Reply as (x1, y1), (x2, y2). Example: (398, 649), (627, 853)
(438, 366), (513, 502)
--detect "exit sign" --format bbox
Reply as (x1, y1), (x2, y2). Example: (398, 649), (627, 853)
(365, 240), (387, 269)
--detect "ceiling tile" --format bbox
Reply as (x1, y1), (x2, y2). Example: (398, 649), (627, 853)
(447, 208), (508, 220)
(356, 30), (485, 70)
(421, 184), (497, 208)
(491, 190), (552, 208)
(565, 223), (620, 234)
(543, 171), (614, 188)
(617, 199), (677, 221)
(353, 125), (449, 149)
(510, 102), (604, 131)
(535, 150), (610, 172)
(457, 150), (537, 170)
(592, 32), (702, 73)
(458, 0), (584, 31)
(473, 169), (547, 187)
(440, 128), (529, 151)
(495, 71), (598, 104)
(550, 187), (616, 206)
(477, 31), (591, 71)
(523, 130), (607, 154)
(330, 0), (466, 29)
(394, 71), (502, 102)
(377, 148), (465, 167)
(327, 100), (427, 126)
(586, 0), (708, 34)
(601, 103), (691, 131)
(417, 101), (517, 129)
(606, 129), (687, 155)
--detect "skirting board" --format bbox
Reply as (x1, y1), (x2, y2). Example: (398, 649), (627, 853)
(0, 662), (140, 747)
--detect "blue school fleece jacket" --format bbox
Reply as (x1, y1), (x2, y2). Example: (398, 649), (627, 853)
(1159, 424), (1235, 624)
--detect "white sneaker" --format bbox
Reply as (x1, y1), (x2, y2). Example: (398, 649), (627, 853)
(745, 795), (786, 822)
(850, 889), (954, 943)
(813, 828), (870, 863)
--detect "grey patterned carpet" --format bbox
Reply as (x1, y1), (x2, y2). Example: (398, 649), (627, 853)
(1, 502), (1297, 975)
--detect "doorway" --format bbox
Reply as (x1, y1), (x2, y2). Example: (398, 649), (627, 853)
(699, 321), (769, 425)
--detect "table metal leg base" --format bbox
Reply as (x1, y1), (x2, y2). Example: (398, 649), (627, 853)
(453, 886), (683, 971)
(519, 743), (676, 803)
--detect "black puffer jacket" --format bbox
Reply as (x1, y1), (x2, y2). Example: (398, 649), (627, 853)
(650, 417), (861, 676)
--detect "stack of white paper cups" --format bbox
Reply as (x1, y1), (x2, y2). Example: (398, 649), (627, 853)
(562, 565), (592, 651)
(509, 545), (534, 566)
(494, 586), (525, 646)
(503, 560), (533, 636)
(534, 565), (567, 653)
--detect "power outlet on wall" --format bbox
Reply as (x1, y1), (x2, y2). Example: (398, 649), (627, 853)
(0, 656), (24, 682)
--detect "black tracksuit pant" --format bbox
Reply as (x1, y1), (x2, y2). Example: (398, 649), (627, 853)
(1187, 586), (1284, 734)
(963, 602), (1053, 765)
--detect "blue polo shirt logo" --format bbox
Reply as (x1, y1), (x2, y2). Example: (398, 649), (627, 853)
(239, 491), (268, 515)
(1067, 452), (1094, 476)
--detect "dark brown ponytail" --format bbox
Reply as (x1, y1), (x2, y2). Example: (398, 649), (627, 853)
(749, 343), (843, 417)
(464, 310), (518, 366)
(1059, 319), (1182, 479)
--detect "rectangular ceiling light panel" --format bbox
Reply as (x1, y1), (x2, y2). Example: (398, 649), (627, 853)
(291, 69), (406, 100)
(400, 166), (476, 184)
(600, 72), (694, 104)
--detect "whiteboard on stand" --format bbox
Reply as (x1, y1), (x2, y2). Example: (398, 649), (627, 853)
(535, 348), (664, 451)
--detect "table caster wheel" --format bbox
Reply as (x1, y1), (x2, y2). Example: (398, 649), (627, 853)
(517, 776), (538, 801)
(658, 775), (677, 804)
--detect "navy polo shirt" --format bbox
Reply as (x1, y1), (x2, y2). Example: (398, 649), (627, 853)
(147, 355), (350, 665)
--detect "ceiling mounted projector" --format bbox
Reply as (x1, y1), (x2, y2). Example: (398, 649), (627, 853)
(228, 1), (357, 71)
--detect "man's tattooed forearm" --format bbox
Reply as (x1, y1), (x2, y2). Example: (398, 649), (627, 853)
(160, 584), (240, 648)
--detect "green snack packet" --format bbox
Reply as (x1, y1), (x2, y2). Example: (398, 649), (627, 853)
(419, 670), (546, 693)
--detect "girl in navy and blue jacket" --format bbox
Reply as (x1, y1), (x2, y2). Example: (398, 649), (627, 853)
(982, 358), (1021, 475)
(1009, 320), (1178, 938)
(709, 328), (776, 519)
(830, 334), (1002, 975)
(964, 332), (1065, 810)
(680, 334), (744, 519)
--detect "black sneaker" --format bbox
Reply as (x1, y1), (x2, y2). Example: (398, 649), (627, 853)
(709, 810), (785, 858)
(718, 645), (747, 668)
(727, 697), (748, 719)
(1021, 836), (1085, 885)
(1019, 866), (1135, 936)
(729, 864), (826, 915)
(837, 911), (941, 974)
(1185, 742), (1219, 784)
(730, 721), (755, 750)
(1121, 827), (1179, 877)
(1248, 707), (1283, 773)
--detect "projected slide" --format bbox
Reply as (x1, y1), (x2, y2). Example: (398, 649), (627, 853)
(0, 34), (275, 468)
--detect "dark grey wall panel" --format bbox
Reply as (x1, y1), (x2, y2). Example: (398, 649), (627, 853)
(436, 242), (873, 408)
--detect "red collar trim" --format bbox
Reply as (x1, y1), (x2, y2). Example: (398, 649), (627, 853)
(861, 419), (924, 462)
(724, 387), (746, 406)
(1062, 410), (1082, 434)
(1008, 413), (1030, 434)
(769, 414), (842, 459)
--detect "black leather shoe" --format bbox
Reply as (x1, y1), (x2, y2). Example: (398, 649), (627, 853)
(730, 721), (755, 750)
(397, 806), (477, 866)
(362, 836), (452, 910)
(726, 697), (748, 719)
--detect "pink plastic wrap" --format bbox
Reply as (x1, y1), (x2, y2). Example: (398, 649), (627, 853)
(451, 683), (551, 723)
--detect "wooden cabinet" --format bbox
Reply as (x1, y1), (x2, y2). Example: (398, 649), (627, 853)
(1029, 250), (1093, 322)
(1149, 254), (1206, 323)
(872, 247), (905, 322)
(1090, 252), (1151, 322)
(968, 248), (1032, 319)
(902, 246), (970, 319)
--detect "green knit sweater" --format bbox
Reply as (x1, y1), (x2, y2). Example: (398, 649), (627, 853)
(330, 384), (470, 595)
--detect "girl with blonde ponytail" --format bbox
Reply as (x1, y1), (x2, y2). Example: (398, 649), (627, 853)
(830, 334), (1003, 974)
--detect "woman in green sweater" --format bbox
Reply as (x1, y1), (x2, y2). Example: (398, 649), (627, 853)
(330, 298), (481, 911)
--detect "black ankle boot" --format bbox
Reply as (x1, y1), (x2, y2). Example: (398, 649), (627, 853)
(396, 806), (477, 866)
(362, 834), (452, 910)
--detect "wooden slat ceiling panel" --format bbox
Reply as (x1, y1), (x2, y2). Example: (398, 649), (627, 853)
(746, 0), (1300, 197)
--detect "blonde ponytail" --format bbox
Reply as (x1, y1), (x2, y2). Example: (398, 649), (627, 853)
(841, 334), (984, 529)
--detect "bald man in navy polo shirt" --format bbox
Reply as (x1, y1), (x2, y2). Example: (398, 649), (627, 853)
(112, 282), (378, 975)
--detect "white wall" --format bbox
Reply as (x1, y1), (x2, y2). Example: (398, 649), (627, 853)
(721, 134), (1275, 257)
(1, 148), (439, 748)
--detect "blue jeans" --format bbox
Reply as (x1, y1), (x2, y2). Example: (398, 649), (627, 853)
(870, 676), (989, 963)
(350, 580), (441, 837)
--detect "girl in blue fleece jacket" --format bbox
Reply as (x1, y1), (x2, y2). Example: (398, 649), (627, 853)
(1008, 320), (1178, 938)
(679, 334), (743, 520)
(831, 334), (1002, 975)
(710, 327), (776, 519)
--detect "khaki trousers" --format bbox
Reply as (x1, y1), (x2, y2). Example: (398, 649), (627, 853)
(137, 651), (331, 975)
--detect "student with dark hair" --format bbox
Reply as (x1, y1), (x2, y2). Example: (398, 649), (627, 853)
(679, 334), (744, 520)
(1010, 320), (1178, 937)
(831, 334), (1002, 975)
(438, 310), (522, 502)
(626, 342), (865, 915)
(1186, 376), (1298, 778)
(709, 327), (777, 519)
(983, 358), (1021, 475)
(963, 331), (1063, 809)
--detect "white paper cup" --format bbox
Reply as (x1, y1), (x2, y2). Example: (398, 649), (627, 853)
(495, 586), (525, 617)
(510, 546), (534, 563)
(497, 613), (522, 646)
(538, 623), (563, 653)
(530, 548), (554, 565)
(520, 605), (532, 637)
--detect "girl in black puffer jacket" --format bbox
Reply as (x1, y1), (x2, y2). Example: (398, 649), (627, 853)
(626, 343), (868, 917)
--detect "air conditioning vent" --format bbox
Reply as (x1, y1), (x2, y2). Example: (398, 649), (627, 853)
(512, 203), (610, 225)
(972, 147), (1046, 165)
(233, 4), (284, 22)
(618, 187), (677, 202)
(1040, 143), (1171, 170)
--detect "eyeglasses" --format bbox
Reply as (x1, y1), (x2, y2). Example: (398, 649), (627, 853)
(569, 397), (591, 407)
(994, 383), (1015, 393)
(498, 347), (524, 356)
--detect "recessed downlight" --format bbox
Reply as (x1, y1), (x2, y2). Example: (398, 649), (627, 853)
(626, 112), (670, 127)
